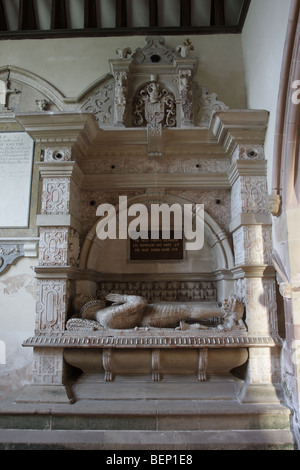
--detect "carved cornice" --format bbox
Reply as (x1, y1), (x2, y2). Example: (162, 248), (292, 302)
(211, 110), (269, 155)
(15, 112), (99, 159)
(81, 173), (230, 191)
(23, 332), (282, 349)
(228, 160), (268, 186)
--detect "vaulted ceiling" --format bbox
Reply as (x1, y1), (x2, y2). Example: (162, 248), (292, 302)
(0, 0), (251, 38)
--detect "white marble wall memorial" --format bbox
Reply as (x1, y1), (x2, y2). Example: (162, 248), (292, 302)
(0, 132), (34, 227)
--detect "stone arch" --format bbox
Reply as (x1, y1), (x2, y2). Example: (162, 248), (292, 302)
(79, 192), (234, 273)
(0, 66), (66, 112)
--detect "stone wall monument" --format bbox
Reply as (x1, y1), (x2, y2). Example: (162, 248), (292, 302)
(11, 38), (282, 406)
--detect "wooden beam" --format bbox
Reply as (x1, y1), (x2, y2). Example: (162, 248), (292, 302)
(181, 0), (191, 27)
(84, 0), (98, 28)
(19, 0), (38, 30)
(116, 0), (127, 28)
(210, 0), (225, 26)
(51, 0), (68, 29)
(238, 0), (251, 30)
(0, 0), (8, 31)
(149, 0), (158, 27)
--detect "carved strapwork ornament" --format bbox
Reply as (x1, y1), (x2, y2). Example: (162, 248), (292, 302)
(0, 244), (23, 273)
(35, 279), (67, 335)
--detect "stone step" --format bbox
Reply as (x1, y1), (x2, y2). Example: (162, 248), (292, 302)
(0, 397), (292, 431)
(0, 428), (295, 450)
(0, 378), (295, 450)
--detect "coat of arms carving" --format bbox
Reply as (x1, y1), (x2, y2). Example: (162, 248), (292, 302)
(133, 77), (176, 128)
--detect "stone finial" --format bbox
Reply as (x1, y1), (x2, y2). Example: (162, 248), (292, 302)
(176, 39), (194, 58)
(116, 47), (132, 59)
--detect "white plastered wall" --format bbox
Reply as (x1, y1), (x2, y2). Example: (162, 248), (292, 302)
(0, 35), (247, 108)
(242, 0), (292, 191)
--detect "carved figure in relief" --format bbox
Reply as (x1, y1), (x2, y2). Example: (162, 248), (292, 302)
(66, 293), (245, 332)
(179, 70), (193, 122)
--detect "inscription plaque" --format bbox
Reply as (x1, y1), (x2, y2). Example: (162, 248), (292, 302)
(130, 232), (184, 261)
(0, 132), (34, 227)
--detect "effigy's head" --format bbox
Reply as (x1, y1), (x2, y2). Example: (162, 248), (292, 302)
(80, 299), (106, 318)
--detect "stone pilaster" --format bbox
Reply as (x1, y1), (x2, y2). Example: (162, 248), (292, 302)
(16, 113), (97, 402)
(229, 144), (281, 400)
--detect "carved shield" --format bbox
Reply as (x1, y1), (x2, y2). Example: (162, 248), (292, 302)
(145, 101), (165, 126)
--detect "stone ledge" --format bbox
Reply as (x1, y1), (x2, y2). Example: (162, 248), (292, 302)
(22, 332), (282, 349)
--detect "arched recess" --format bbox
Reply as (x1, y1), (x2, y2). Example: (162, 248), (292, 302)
(0, 65), (66, 112)
(79, 192), (234, 275)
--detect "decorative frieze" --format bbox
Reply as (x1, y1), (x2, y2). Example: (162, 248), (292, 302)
(23, 333), (282, 349)
(97, 280), (217, 303)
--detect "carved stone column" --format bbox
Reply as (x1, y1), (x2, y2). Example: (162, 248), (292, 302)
(229, 144), (282, 402)
(16, 113), (98, 403)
